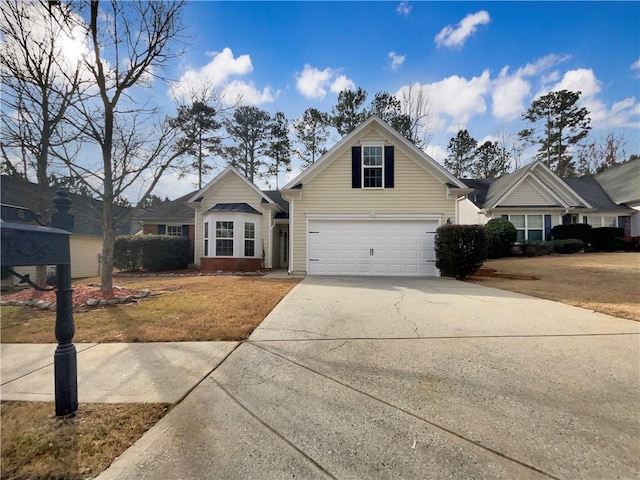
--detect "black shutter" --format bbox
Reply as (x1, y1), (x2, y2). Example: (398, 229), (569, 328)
(182, 225), (190, 237)
(352, 146), (361, 188)
(158, 224), (166, 235)
(384, 146), (394, 188)
(544, 215), (551, 241)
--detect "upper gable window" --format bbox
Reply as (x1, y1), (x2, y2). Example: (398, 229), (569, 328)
(362, 145), (384, 188)
(352, 145), (394, 189)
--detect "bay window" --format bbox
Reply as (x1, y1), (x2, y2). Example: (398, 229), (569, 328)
(215, 221), (234, 256)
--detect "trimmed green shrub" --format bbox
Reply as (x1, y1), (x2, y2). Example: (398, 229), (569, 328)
(114, 235), (192, 272)
(551, 224), (592, 245)
(527, 242), (554, 256)
(590, 227), (624, 252)
(435, 225), (487, 280)
(114, 236), (144, 271)
(551, 239), (584, 254)
(485, 218), (517, 258)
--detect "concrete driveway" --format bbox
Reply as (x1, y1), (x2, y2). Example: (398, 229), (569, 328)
(99, 276), (640, 480)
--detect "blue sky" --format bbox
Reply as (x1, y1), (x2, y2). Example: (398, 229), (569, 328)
(155, 1), (640, 195)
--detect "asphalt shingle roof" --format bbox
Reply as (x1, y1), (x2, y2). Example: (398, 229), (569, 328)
(1, 175), (140, 236)
(593, 158), (640, 205)
(564, 176), (631, 212)
(134, 191), (198, 221)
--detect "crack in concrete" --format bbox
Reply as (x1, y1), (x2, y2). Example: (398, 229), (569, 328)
(255, 327), (339, 339)
(393, 294), (419, 338)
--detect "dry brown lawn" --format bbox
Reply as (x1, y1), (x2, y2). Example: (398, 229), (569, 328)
(1, 401), (169, 480)
(1, 275), (300, 343)
(469, 252), (640, 321)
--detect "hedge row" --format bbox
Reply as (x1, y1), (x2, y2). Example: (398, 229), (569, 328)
(114, 235), (192, 272)
(551, 225), (625, 252)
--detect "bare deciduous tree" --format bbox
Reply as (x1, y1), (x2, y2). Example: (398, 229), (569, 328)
(64, 0), (188, 293)
(0, 0), (86, 285)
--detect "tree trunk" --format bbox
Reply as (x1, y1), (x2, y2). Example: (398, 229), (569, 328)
(100, 207), (115, 294)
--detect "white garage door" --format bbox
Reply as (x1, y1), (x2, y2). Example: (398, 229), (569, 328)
(307, 219), (439, 276)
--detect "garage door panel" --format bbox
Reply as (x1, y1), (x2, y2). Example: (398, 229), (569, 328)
(307, 219), (439, 276)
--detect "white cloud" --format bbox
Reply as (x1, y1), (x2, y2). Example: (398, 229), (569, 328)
(295, 64), (354, 99)
(221, 81), (275, 106)
(434, 11), (490, 49)
(516, 54), (571, 77)
(424, 144), (447, 162)
(296, 64), (333, 99)
(632, 58), (640, 71)
(533, 68), (639, 129)
(388, 51), (406, 71)
(396, 1), (412, 16)
(171, 48), (273, 105)
(491, 67), (531, 120)
(396, 70), (491, 131)
(330, 75), (355, 93)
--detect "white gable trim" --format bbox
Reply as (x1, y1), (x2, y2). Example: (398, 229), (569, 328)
(282, 115), (467, 190)
(487, 161), (593, 210)
(186, 166), (276, 206)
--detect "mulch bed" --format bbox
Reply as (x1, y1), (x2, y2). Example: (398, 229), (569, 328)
(1, 284), (145, 309)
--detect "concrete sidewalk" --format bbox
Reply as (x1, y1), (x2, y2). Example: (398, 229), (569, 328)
(1, 342), (238, 403)
(96, 277), (640, 480)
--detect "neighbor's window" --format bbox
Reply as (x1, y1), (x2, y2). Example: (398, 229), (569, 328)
(503, 214), (543, 242)
(244, 222), (255, 257)
(166, 225), (182, 236)
(204, 222), (209, 256)
(215, 221), (234, 256)
(603, 217), (617, 228)
(362, 145), (383, 188)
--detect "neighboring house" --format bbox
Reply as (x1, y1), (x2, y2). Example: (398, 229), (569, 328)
(280, 115), (470, 276)
(134, 191), (198, 242)
(1, 175), (140, 285)
(185, 167), (289, 272)
(593, 158), (640, 236)
(459, 161), (634, 242)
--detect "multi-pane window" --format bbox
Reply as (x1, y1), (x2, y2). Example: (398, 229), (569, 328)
(503, 214), (543, 242)
(215, 221), (234, 256)
(362, 146), (383, 188)
(204, 222), (209, 256)
(244, 222), (255, 257)
(166, 225), (182, 236)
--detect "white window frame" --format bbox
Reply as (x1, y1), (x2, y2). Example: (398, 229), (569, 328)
(204, 221), (209, 256)
(202, 212), (261, 258)
(503, 214), (544, 242)
(215, 221), (234, 257)
(166, 225), (183, 236)
(244, 222), (255, 257)
(361, 144), (384, 189)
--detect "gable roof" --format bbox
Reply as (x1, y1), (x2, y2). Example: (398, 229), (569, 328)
(282, 115), (468, 190)
(471, 161), (592, 210)
(564, 176), (632, 212)
(134, 191), (198, 222)
(187, 166), (277, 206)
(0, 175), (140, 236)
(594, 158), (640, 205)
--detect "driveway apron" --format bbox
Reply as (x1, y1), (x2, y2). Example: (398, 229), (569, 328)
(99, 276), (640, 480)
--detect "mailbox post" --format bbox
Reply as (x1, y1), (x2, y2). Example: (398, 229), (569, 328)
(1, 189), (78, 416)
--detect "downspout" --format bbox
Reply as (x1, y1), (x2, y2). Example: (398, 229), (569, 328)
(269, 211), (276, 270)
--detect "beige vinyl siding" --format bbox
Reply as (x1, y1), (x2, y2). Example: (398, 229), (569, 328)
(69, 235), (102, 277)
(290, 145), (456, 273)
(458, 198), (489, 225)
(4, 234), (101, 286)
(631, 209), (640, 236)
(501, 178), (557, 206)
(193, 173), (271, 267)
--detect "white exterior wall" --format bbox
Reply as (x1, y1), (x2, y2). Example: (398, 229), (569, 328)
(631, 205), (640, 236)
(289, 126), (457, 274)
(458, 198), (489, 225)
(192, 173), (272, 268)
